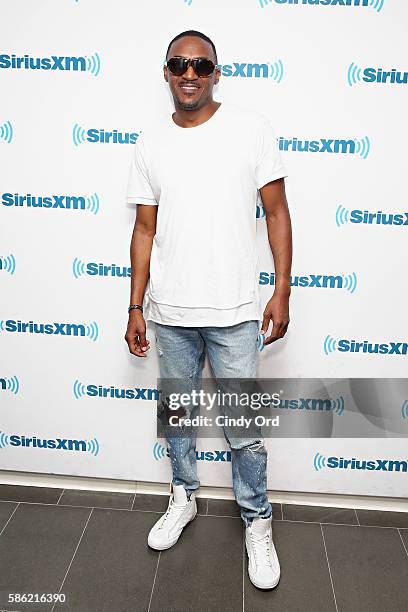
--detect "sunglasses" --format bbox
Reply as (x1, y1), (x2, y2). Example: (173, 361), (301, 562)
(166, 56), (217, 77)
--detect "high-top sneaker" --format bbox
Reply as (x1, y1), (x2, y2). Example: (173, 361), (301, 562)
(147, 484), (197, 551)
(245, 516), (280, 589)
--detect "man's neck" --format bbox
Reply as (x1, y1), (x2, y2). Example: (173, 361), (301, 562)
(172, 100), (222, 128)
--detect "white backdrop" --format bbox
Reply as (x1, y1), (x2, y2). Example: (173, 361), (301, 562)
(1, 0), (407, 498)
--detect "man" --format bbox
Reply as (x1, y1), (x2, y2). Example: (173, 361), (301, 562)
(125, 30), (292, 590)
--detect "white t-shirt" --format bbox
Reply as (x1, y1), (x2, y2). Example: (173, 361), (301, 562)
(126, 101), (287, 327)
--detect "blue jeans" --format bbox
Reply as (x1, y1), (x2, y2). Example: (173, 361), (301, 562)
(154, 320), (272, 526)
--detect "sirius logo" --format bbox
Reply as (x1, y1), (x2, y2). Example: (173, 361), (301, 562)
(260, 271), (358, 293)
(278, 136), (370, 158)
(259, 0), (384, 11)
(153, 443), (232, 462)
(0, 319), (99, 341)
(0, 120), (13, 144)
(0, 52), (101, 76)
(72, 123), (139, 145)
(0, 253), (16, 275)
(335, 205), (408, 227)
(72, 258), (131, 279)
(219, 60), (283, 82)
(0, 375), (20, 395)
(348, 63), (407, 86)
(2, 192), (100, 214)
(0, 431), (100, 455)
(73, 380), (159, 400)
(313, 452), (406, 472)
(279, 396), (344, 415)
(323, 335), (408, 356)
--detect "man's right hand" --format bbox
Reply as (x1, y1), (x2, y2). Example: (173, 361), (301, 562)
(124, 310), (150, 357)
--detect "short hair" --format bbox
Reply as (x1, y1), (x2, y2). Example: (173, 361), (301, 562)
(165, 30), (218, 64)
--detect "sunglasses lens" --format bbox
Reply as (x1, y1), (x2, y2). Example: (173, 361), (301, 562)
(194, 59), (215, 76)
(167, 57), (188, 76)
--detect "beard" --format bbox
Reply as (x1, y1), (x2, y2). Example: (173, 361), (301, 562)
(174, 94), (201, 111)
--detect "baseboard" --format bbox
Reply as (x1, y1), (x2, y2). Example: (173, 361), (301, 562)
(0, 470), (407, 513)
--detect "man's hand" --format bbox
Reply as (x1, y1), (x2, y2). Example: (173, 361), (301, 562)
(260, 292), (290, 346)
(124, 310), (150, 357)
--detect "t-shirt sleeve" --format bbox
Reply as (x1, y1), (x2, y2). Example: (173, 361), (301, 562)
(255, 118), (288, 190)
(126, 133), (158, 206)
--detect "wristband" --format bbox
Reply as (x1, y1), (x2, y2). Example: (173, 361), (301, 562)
(128, 304), (143, 314)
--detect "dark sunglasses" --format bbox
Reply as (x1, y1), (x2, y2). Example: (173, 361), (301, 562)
(166, 56), (217, 77)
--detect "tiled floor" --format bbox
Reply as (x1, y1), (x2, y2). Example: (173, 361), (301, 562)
(0, 485), (407, 612)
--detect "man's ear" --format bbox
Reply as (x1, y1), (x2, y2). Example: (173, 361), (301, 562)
(163, 66), (168, 82)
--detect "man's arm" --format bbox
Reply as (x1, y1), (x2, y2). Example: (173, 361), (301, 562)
(258, 177), (292, 345)
(124, 204), (157, 357)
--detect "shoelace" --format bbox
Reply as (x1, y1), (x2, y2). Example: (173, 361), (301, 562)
(251, 531), (272, 567)
(159, 499), (187, 529)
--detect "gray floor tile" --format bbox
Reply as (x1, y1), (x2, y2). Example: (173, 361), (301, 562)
(323, 523), (408, 612)
(356, 509), (408, 529)
(0, 501), (18, 530)
(150, 515), (243, 612)
(0, 484), (62, 505)
(59, 488), (133, 510)
(0, 503), (90, 611)
(207, 498), (241, 517)
(282, 503), (357, 525)
(244, 520), (336, 612)
(53, 509), (159, 612)
(399, 529), (408, 555)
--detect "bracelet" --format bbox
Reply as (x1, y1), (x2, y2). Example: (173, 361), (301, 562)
(128, 304), (143, 314)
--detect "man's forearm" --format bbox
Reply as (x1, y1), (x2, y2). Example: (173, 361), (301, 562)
(129, 224), (154, 305)
(265, 208), (292, 295)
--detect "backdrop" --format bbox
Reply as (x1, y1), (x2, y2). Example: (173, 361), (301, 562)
(1, 0), (407, 498)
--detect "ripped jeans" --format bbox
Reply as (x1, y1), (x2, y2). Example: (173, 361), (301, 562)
(154, 320), (272, 526)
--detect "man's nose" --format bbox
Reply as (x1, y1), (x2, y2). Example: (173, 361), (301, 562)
(184, 64), (199, 79)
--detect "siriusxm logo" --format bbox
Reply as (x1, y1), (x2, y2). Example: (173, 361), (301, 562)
(259, 271), (357, 293)
(279, 136), (370, 158)
(0, 120), (13, 144)
(0, 375), (20, 395)
(314, 452), (406, 472)
(0, 319), (99, 341)
(73, 258), (131, 279)
(153, 443), (231, 462)
(336, 205), (408, 227)
(2, 192), (100, 214)
(324, 335), (408, 356)
(73, 380), (159, 401)
(348, 63), (407, 86)
(259, 0), (384, 11)
(219, 60), (283, 82)
(73, 124), (139, 145)
(279, 396), (344, 415)
(0, 52), (101, 76)
(0, 253), (16, 275)
(0, 431), (100, 455)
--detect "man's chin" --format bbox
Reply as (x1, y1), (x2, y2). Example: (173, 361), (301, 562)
(175, 97), (200, 111)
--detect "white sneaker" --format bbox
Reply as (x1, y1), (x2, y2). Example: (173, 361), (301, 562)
(245, 516), (280, 589)
(147, 484), (197, 551)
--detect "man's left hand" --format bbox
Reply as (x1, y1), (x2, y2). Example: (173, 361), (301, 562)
(260, 293), (290, 346)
